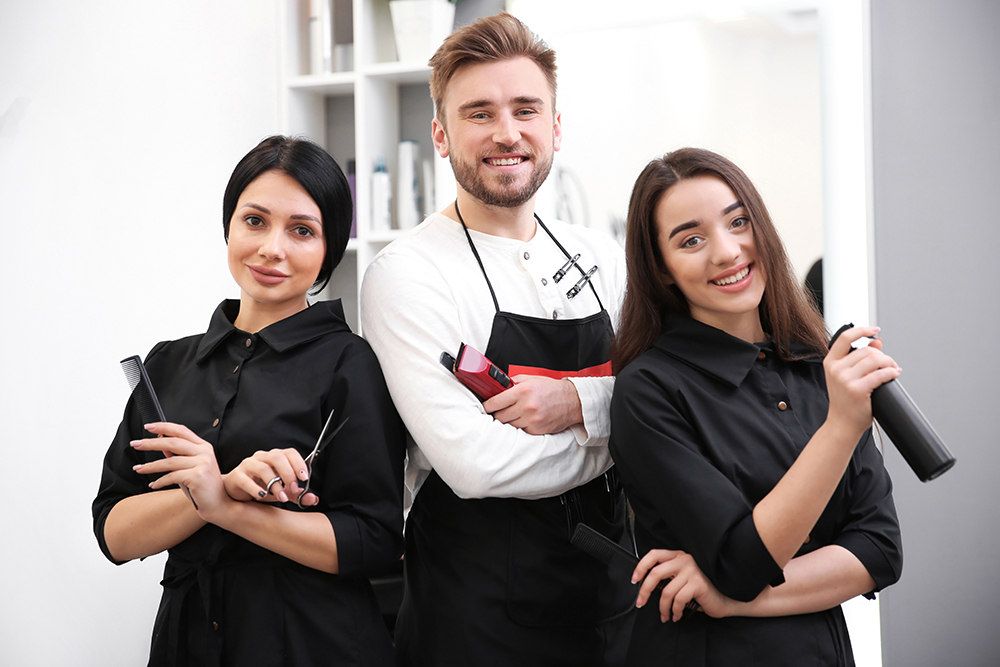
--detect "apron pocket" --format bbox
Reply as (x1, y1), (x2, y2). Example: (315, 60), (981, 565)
(505, 480), (635, 627)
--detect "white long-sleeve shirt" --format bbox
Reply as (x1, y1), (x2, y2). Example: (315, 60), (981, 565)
(360, 212), (626, 501)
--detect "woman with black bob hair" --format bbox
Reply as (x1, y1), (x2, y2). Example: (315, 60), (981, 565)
(94, 136), (405, 667)
(609, 148), (902, 666)
(222, 135), (352, 294)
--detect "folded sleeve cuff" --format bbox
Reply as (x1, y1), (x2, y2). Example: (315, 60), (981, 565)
(836, 530), (901, 593)
(568, 375), (612, 445)
(325, 512), (363, 576)
(714, 514), (785, 602)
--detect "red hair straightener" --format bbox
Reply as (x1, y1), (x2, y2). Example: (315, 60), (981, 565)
(440, 343), (515, 401)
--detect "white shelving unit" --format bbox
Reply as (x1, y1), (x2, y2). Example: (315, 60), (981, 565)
(278, 0), (454, 332)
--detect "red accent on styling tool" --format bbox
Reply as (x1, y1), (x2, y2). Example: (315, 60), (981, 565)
(439, 343), (515, 401)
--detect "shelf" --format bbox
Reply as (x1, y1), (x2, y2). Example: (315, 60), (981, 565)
(363, 61), (432, 84)
(280, 0), (473, 333)
(287, 72), (356, 95)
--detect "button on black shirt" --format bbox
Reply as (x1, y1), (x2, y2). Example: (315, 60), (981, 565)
(610, 314), (902, 667)
(93, 300), (405, 667)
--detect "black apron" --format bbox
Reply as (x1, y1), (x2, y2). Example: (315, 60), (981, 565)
(394, 211), (635, 667)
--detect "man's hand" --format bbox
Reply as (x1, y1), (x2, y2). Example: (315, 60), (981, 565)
(482, 375), (583, 435)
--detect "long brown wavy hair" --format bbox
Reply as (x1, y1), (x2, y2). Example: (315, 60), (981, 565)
(611, 148), (828, 372)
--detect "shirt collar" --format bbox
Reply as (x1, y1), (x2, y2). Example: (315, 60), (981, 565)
(195, 299), (351, 362)
(652, 313), (761, 387)
(653, 313), (823, 387)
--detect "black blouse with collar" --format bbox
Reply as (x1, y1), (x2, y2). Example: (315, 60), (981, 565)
(93, 299), (405, 667)
(610, 313), (901, 666)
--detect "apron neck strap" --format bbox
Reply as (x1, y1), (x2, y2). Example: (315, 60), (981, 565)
(454, 201), (604, 313)
(455, 200), (501, 313)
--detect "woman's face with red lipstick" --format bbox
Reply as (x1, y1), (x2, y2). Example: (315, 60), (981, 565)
(655, 174), (767, 342)
(227, 169), (326, 322)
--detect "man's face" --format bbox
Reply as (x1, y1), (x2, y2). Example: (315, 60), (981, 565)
(433, 56), (562, 208)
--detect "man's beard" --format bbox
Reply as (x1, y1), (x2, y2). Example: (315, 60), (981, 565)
(450, 145), (553, 208)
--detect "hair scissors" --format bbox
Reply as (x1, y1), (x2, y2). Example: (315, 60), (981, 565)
(295, 410), (349, 508)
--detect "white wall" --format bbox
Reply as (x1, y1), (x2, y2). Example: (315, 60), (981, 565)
(513, 0), (826, 284)
(0, 1), (280, 664)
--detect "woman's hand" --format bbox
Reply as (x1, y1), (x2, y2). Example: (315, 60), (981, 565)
(824, 326), (901, 437)
(633, 549), (734, 622)
(130, 422), (231, 520)
(224, 448), (319, 507)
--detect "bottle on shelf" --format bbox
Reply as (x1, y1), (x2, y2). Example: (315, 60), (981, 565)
(372, 157), (392, 233)
(347, 158), (357, 238)
(397, 140), (421, 230)
(309, 0), (332, 75)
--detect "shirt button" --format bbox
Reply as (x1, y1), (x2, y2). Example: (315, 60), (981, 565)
(212, 418), (220, 427)
(245, 338), (252, 347)
(777, 401), (788, 411)
(541, 278), (548, 286)
(552, 311), (559, 320)
(523, 251), (530, 260)
(803, 535), (811, 544)
(757, 351), (766, 360)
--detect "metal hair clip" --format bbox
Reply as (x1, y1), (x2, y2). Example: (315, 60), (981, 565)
(552, 253), (581, 283)
(566, 265), (598, 299)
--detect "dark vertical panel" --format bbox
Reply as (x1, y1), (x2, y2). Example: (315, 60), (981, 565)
(870, 1), (1000, 666)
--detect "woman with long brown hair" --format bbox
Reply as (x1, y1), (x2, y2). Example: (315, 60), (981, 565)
(609, 148), (902, 665)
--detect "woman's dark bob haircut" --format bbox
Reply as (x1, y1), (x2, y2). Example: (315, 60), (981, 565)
(612, 147), (828, 372)
(222, 135), (353, 294)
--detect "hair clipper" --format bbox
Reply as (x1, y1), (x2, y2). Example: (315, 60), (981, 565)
(440, 343), (515, 401)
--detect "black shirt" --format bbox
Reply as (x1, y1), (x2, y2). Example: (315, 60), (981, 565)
(610, 314), (902, 667)
(93, 300), (405, 667)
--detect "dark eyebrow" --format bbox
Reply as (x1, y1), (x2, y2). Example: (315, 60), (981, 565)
(242, 202), (320, 224)
(457, 96), (545, 115)
(512, 95), (544, 107)
(457, 99), (494, 115)
(723, 200), (744, 215)
(667, 220), (700, 240)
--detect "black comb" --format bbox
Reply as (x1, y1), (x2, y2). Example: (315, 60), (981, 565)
(571, 522), (639, 567)
(120, 355), (198, 509)
(120, 355), (166, 431)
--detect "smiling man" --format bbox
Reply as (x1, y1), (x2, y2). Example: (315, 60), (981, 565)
(360, 12), (633, 667)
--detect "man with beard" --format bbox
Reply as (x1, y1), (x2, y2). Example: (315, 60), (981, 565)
(360, 13), (633, 666)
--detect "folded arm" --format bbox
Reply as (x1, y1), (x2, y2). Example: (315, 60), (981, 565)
(361, 255), (612, 500)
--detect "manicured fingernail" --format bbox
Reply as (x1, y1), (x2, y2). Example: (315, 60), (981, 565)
(279, 491), (289, 503)
(132, 464), (143, 471)
(257, 490), (266, 498)
(144, 423), (156, 431)
(299, 470), (308, 480)
(130, 440), (142, 447)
